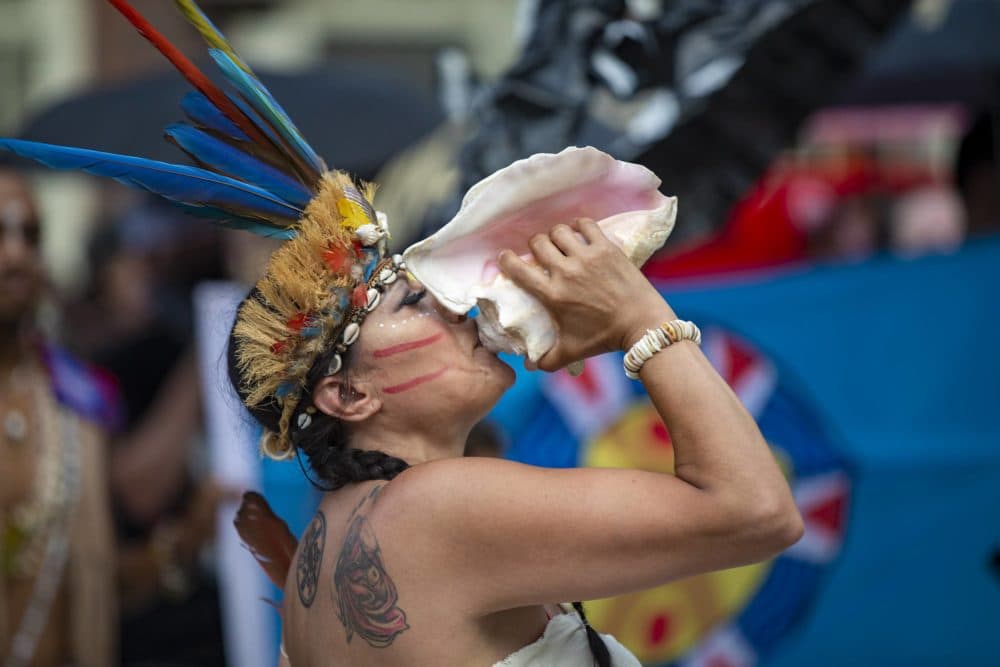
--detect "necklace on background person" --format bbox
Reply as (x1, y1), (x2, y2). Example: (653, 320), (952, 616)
(2, 365), (30, 449)
(1, 364), (74, 579)
(0, 363), (80, 667)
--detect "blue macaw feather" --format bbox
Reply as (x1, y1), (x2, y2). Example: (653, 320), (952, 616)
(180, 93), (310, 196)
(183, 85), (311, 190)
(165, 123), (312, 208)
(180, 91), (247, 141)
(362, 252), (379, 282)
(209, 49), (327, 178)
(227, 93), (283, 150)
(0, 138), (302, 229)
(171, 202), (296, 239)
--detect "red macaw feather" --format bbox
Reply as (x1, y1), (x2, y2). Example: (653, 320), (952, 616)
(233, 491), (298, 589)
(106, 0), (270, 149)
(351, 284), (369, 308)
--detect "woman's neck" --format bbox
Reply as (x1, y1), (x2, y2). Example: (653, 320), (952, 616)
(350, 413), (472, 467)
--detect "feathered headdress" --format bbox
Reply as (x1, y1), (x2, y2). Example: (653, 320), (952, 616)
(0, 0), (402, 459)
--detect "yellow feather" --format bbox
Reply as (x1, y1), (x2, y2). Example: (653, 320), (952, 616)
(335, 198), (369, 231)
(174, 0), (253, 75)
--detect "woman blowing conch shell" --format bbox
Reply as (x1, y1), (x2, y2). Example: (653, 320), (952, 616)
(403, 146), (678, 363)
(0, 3), (803, 665)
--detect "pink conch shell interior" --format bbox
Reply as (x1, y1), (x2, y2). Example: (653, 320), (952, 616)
(402, 146), (677, 361)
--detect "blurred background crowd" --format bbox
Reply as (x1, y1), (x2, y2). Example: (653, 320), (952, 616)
(0, 0), (997, 666)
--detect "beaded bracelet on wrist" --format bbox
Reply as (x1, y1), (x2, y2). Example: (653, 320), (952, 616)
(623, 319), (701, 379)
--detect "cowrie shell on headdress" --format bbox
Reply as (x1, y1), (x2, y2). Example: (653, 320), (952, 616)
(392, 254), (405, 268)
(327, 353), (343, 375)
(355, 224), (383, 246)
(296, 412), (312, 430)
(378, 266), (397, 285)
(366, 288), (381, 311)
(341, 322), (360, 346)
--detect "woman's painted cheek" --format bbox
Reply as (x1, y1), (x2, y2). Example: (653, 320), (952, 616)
(372, 320), (452, 396)
(372, 331), (445, 360)
(374, 305), (436, 332)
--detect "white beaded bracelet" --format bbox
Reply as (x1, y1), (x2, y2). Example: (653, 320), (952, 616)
(623, 320), (702, 379)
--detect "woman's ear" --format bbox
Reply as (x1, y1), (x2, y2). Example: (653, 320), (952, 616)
(312, 375), (382, 422)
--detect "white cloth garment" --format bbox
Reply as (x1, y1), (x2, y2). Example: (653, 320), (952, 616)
(493, 613), (641, 667)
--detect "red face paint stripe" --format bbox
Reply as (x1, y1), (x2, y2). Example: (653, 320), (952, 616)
(372, 332), (444, 359)
(382, 366), (448, 394)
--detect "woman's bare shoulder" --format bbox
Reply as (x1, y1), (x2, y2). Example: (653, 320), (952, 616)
(362, 457), (540, 551)
(400, 455), (531, 480)
(374, 456), (544, 516)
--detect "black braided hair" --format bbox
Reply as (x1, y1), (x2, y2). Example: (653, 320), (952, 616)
(227, 293), (408, 491)
(290, 407), (410, 492)
(573, 601), (612, 667)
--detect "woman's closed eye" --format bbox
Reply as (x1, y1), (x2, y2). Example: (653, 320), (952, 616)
(399, 290), (426, 308)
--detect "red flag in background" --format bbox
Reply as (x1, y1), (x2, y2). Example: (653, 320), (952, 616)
(642, 152), (936, 282)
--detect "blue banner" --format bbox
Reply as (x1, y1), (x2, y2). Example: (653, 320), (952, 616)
(489, 237), (1000, 666)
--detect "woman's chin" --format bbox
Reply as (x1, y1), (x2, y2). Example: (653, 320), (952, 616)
(495, 355), (517, 389)
(474, 346), (516, 391)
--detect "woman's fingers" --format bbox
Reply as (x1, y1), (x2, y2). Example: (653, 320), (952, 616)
(497, 249), (548, 297)
(535, 349), (567, 373)
(498, 218), (634, 369)
(576, 217), (608, 245)
(550, 223), (587, 255)
(527, 232), (566, 271)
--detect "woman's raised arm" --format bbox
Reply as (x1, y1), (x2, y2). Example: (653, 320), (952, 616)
(373, 220), (802, 614)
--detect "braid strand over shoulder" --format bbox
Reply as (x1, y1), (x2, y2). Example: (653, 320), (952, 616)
(294, 407), (410, 492)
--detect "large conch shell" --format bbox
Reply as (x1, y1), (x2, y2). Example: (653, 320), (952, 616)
(402, 146), (677, 361)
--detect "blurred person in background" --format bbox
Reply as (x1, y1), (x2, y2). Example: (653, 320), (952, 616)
(0, 167), (116, 667)
(73, 201), (236, 666)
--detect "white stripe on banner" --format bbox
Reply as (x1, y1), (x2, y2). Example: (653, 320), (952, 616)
(542, 353), (631, 441)
(786, 471), (851, 565)
(681, 623), (757, 667)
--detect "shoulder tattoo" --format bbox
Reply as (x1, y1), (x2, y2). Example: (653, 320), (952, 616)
(331, 484), (410, 647)
(297, 510), (326, 608)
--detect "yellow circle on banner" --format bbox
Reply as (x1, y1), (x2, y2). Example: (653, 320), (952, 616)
(582, 400), (790, 664)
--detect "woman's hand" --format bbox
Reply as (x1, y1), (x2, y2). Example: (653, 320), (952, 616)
(497, 218), (676, 372)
